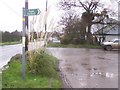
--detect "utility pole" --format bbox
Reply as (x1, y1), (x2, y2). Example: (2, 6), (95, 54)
(118, 2), (120, 42)
(22, 7), (26, 80)
(45, 0), (48, 32)
(22, 0), (29, 80)
(22, 0), (40, 80)
(25, 0), (29, 51)
(44, 0), (48, 46)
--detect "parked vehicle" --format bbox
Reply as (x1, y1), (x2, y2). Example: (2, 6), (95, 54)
(101, 39), (120, 50)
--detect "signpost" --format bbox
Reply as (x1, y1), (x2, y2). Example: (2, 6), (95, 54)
(22, 8), (26, 80)
(24, 9), (40, 16)
(22, 8), (40, 80)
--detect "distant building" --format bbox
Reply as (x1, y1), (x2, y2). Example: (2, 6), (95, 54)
(92, 18), (120, 43)
(93, 24), (120, 42)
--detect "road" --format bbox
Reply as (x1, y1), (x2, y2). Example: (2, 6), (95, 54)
(47, 48), (118, 88)
(0, 44), (22, 69)
(0, 41), (44, 70)
(0, 44), (118, 88)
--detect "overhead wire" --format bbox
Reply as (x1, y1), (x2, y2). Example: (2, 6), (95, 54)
(0, 0), (21, 17)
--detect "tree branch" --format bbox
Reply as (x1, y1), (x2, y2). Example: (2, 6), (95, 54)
(90, 1), (99, 11)
(64, 3), (82, 7)
(78, 0), (88, 11)
(92, 22), (117, 25)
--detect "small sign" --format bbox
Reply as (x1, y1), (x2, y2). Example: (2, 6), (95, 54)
(24, 9), (40, 16)
(22, 37), (25, 47)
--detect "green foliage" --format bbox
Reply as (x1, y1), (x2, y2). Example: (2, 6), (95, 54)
(59, 13), (87, 44)
(2, 30), (21, 42)
(2, 60), (50, 88)
(0, 73), (2, 89)
(47, 43), (101, 49)
(47, 43), (66, 47)
(59, 0), (110, 45)
(2, 51), (62, 88)
(27, 49), (59, 78)
(61, 33), (86, 45)
(0, 41), (20, 46)
(60, 35), (72, 44)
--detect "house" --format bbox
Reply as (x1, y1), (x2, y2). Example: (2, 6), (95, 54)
(92, 18), (120, 43)
(94, 24), (120, 42)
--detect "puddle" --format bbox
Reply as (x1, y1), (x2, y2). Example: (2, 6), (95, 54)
(87, 68), (98, 71)
(105, 72), (114, 78)
(90, 72), (116, 78)
(97, 56), (111, 60)
(79, 82), (87, 87)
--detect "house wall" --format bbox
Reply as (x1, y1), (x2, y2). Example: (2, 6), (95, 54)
(105, 35), (119, 41)
(95, 35), (120, 42)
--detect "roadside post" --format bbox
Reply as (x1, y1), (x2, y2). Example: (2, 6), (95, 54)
(22, 8), (26, 80)
(25, 0), (29, 52)
(22, 8), (40, 80)
(118, 4), (120, 87)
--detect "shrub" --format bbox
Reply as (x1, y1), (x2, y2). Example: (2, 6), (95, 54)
(27, 49), (58, 77)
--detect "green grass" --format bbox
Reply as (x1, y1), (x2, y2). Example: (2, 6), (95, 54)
(0, 42), (20, 46)
(0, 73), (2, 89)
(47, 43), (101, 49)
(2, 51), (62, 88)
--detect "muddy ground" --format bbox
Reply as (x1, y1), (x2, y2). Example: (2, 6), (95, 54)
(47, 48), (118, 88)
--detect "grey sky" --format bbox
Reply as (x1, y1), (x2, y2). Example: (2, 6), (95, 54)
(0, 0), (60, 32)
(0, 0), (118, 32)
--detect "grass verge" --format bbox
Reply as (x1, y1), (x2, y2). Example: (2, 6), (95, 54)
(2, 51), (62, 88)
(0, 73), (2, 89)
(0, 42), (20, 46)
(47, 43), (101, 49)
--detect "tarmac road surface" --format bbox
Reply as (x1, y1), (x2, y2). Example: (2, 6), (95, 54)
(47, 48), (118, 88)
(0, 44), (22, 69)
(0, 45), (118, 88)
(0, 41), (44, 70)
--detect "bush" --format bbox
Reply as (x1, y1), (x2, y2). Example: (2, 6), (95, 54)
(27, 49), (59, 77)
(61, 37), (86, 45)
(2, 51), (62, 88)
(60, 36), (71, 44)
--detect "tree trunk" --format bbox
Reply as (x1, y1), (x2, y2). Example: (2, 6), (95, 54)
(86, 24), (93, 44)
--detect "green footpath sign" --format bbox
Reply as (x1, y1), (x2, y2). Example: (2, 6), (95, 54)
(24, 9), (40, 16)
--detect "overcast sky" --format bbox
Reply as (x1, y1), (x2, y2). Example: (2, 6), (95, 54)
(0, 0), (118, 32)
(0, 0), (61, 32)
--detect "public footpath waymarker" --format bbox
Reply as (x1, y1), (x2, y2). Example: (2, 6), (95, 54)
(24, 9), (40, 16)
(22, 8), (40, 80)
(22, 8), (26, 80)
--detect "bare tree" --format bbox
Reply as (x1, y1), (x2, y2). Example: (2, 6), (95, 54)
(59, 11), (87, 44)
(59, 0), (116, 44)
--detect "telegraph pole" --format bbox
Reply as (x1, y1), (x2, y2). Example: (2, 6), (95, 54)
(22, 7), (26, 80)
(45, 0), (48, 32)
(22, 0), (40, 80)
(118, 3), (120, 89)
(118, 2), (120, 46)
(25, 0), (29, 51)
(44, 0), (48, 46)
(22, 0), (29, 80)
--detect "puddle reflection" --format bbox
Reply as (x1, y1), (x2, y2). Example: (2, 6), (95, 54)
(90, 72), (115, 78)
(106, 72), (114, 78)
